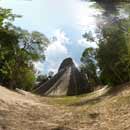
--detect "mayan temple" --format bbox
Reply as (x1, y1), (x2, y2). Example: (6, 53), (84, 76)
(34, 58), (91, 96)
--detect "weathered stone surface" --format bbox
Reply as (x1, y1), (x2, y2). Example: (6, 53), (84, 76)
(34, 57), (91, 96)
(58, 58), (74, 72)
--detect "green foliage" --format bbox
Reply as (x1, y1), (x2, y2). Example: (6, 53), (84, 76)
(97, 20), (130, 85)
(15, 68), (36, 91)
(37, 74), (48, 83)
(0, 7), (21, 28)
(80, 47), (99, 87)
(81, 0), (130, 87)
(16, 28), (49, 61)
(81, 18), (130, 86)
(83, 32), (95, 42)
(0, 7), (49, 90)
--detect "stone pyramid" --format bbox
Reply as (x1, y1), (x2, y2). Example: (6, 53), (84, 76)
(34, 58), (91, 96)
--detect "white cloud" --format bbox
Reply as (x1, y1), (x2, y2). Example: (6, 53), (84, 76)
(33, 61), (45, 75)
(75, 1), (102, 31)
(34, 29), (70, 74)
(44, 29), (70, 73)
(53, 29), (70, 44)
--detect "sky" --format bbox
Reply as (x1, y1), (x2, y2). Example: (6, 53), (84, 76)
(0, 0), (101, 74)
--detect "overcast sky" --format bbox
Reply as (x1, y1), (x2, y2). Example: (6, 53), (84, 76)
(0, 0), (101, 74)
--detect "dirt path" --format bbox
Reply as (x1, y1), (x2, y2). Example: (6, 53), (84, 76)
(0, 84), (130, 130)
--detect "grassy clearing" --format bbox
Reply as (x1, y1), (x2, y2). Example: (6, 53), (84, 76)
(47, 85), (110, 106)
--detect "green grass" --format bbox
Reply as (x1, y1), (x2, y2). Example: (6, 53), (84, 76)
(48, 86), (110, 106)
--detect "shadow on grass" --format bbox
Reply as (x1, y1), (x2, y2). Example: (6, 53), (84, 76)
(52, 127), (72, 130)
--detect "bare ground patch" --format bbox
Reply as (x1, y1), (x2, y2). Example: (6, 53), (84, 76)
(0, 84), (130, 130)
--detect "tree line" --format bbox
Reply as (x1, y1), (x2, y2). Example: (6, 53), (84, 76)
(80, 2), (130, 87)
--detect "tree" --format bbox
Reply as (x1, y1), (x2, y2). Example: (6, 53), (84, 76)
(0, 7), (20, 27)
(48, 71), (54, 79)
(80, 47), (99, 87)
(37, 74), (48, 83)
(0, 7), (50, 90)
(82, 17), (130, 86)
(97, 20), (130, 85)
